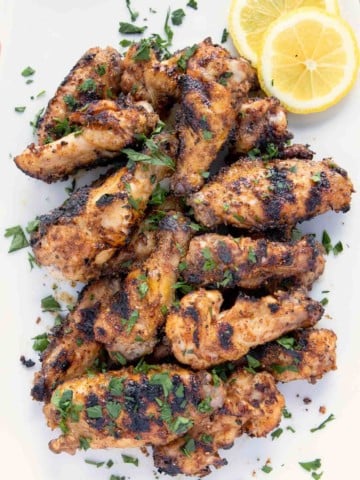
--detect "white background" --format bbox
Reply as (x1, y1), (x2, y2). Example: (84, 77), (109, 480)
(0, 1), (359, 479)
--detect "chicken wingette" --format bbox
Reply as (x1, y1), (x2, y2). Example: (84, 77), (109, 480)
(171, 75), (235, 195)
(182, 233), (325, 289)
(15, 98), (158, 182)
(166, 288), (323, 369)
(120, 37), (257, 112)
(232, 97), (292, 154)
(153, 370), (284, 477)
(44, 365), (225, 454)
(94, 212), (192, 360)
(37, 46), (123, 144)
(31, 278), (121, 402)
(189, 158), (353, 230)
(30, 132), (177, 282)
(250, 328), (337, 383)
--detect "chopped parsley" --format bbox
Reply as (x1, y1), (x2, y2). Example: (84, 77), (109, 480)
(95, 64), (107, 76)
(261, 464), (273, 473)
(283, 407), (292, 418)
(271, 363), (298, 374)
(15, 106), (26, 113)
(299, 459), (322, 472)
(51, 389), (83, 433)
(247, 247), (257, 264)
(78, 78), (97, 93)
(125, 0), (139, 22)
(171, 9), (185, 26)
(271, 427), (283, 440)
(149, 372), (173, 397)
(321, 230), (343, 256)
(149, 183), (168, 205)
(177, 44), (198, 71)
(320, 297), (329, 306)
(182, 437), (196, 456)
(137, 275), (149, 298)
(218, 71), (233, 86)
(197, 397), (213, 414)
(245, 354), (261, 374)
(110, 476), (125, 480)
(114, 352), (127, 366)
(121, 454), (139, 466)
(202, 247), (216, 271)
(119, 22), (147, 34)
(200, 433), (213, 443)
(172, 280), (193, 294)
(119, 38), (133, 48)
(63, 94), (77, 110)
(30, 107), (44, 134)
(310, 413), (335, 433)
(311, 172), (322, 183)
(86, 405), (103, 419)
(32, 333), (50, 352)
(187, 0), (198, 8)
(233, 213), (246, 223)
(109, 377), (125, 396)
(41, 295), (61, 312)
(28, 252), (39, 270)
(85, 459), (105, 468)
(106, 401), (122, 419)
(170, 416), (193, 435)
(123, 140), (175, 170)
(134, 358), (159, 374)
(221, 28), (229, 43)
(122, 309), (139, 334)
(276, 335), (296, 350)
(21, 66), (35, 77)
(79, 437), (91, 450)
(164, 9), (173, 45)
(202, 130), (213, 140)
(4, 225), (29, 252)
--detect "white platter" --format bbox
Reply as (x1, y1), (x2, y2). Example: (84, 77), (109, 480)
(0, 1), (359, 479)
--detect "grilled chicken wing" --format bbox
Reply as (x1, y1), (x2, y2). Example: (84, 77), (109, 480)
(171, 76), (235, 195)
(94, 212), (192, 360)
(44, 365), (225, 454)
(186, 37), (258, 107)
(183, 233), (325, 289)
(166, 288), (323, 369)
(153, 370), (284, 477)
(189, 158), (353, 230)
(232, 97), (292, 154)
(31, 278), (121, 402)
(251, 328), (337, 383)
(15, 98), (158, 182)
(37, 47), (123, 144)
(30, 133), (177, 282)
(120, 43), (181, 112)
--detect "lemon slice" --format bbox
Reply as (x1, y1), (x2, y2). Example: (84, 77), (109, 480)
(228, 0), (339, 65)
(258, 8), (359, 114)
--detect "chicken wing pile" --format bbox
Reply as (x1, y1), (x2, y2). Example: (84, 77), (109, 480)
(15, 37), (353, 477)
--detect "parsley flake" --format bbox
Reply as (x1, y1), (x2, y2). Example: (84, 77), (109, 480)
(41, 295), (61, 312)
(150, 372), (173, 397)
(187, 0), (198, 9)
(15, 106), (26, 113)
(122, 454), (139, 466)
(221, 28), (229, 43)
(299, 459), (321, 472)
(310, 413), (335, 433)
(125, 0), (139, 22)
(171, 9), (185, 26)
(119, 22), (147, 34)
(182, 437), (196, 457)
(271, 427), (283, 440)
(32, 333), (50, 352)
(21, 66), (35, 77)
(4, 225), (29, 253)
(86, 405), (103, 419)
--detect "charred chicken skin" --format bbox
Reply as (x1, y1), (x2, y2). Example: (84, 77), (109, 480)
(32, 278), (121, 402)
(166, 288), (323, 369)
(153, 369), (284, 477)
(251, 328), (337, 383)
(44, 365), (225, 454)
(30, 132), (177, 282)
(171, 75), (235, 195)
(232, 97), (292, 154)
(183, 233), (325, 289)
(37, 46), (123, 144)
(94, 212), (192, 360)
(189, 158), (353, 230)
(14, 98), (158, 182)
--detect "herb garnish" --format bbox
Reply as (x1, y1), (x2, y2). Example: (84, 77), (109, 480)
(182, 437), (196, 456)
(149, 372), (173, 397)
(221, 28), (229, 43)
(187, 0), (198, 9)
(51, 389), (83, 433)
(202, 247), (216, 271)
(245, 354), (261, 374)
(164, 10), (174, 45)
(122, 309), (139, 334)
(78, 78), (97, 93)
(4, 225), (29, 252)
(106, 401), (122, 419)
(79, 437), (91, 450)
(261, 464), (273, 473)
(86, 405), (103, 419)
(15, 106), (26, 113)
(321, 230), (343, 256)
(109, 377), (125, 396)
(177, 44), (198, 71)
(247, 247), (257, 263)
(125, 0), (139, 22)
(119, 22), (147, 35)
(310, 413), (335, 433)
(299, 458), (322, 472)
(122, 454), (139, 466)
(32, 333), (50, 352)
(271, 427), (283, 440)
(41, 295), (61, 312)
(171, 9), (185, 26)
(276, 335), (296, 350)
(21, 66), (35, 77)
(85, 459), (105, 468)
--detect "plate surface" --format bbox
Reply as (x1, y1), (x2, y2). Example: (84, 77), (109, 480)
(0, 1), (359, 479)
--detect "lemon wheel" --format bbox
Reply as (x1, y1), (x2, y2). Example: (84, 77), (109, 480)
(258, 8), (359, 113)
(228, 0), (339, 65)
